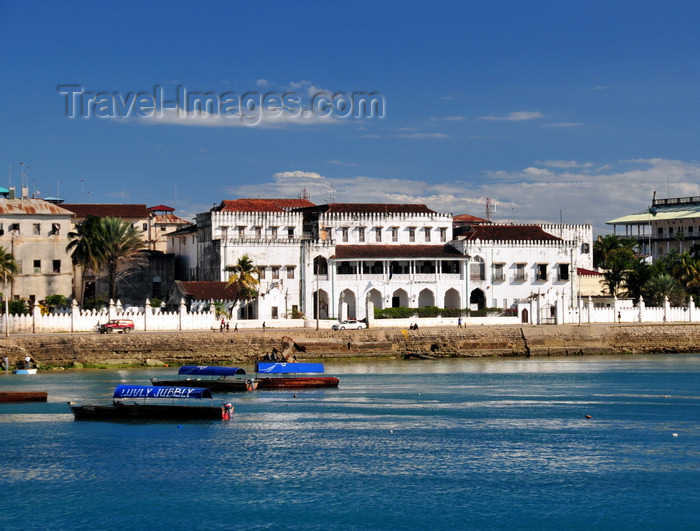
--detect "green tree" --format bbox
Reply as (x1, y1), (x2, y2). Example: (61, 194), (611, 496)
(593, 234), (637, 269)
(622, 258), (653, 303)
(643, 273), (685, 306)
(67, 215), (105, 304)
(671, 251), (700, 298)
(600, 247), (637, 297)
(99, 217), (148, 300)
(66, 216), (147, 301)
(0, 247), (19, 312)
(225, 254), (259, 319)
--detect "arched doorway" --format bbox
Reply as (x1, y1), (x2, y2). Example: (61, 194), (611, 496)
(418, 288), (435, 307)
(470, 288), (486, 310)
(368, 288), (383, 310)
(313, 289), (329, 319)
(340, 289), (356, 319)
(444, 288), (460, 309)
(391, 288), (409, 308)
(521, 308), (529, 323)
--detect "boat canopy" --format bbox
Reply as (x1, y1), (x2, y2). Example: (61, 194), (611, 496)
(177, 365), (247, 376)
(256, 362), (325, 374)
(113, 385), (213, 400)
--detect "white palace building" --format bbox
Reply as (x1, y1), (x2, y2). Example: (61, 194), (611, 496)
(167, 198), (593, 324)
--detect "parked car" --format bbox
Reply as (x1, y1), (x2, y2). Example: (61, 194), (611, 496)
(331, 319), (366, 330)
(98, 319), (135, 334)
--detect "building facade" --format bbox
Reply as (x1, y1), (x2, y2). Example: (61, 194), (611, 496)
(607, 194), (700, 260)
(0, 196), (74, 302)
(176, 198), (593, 323)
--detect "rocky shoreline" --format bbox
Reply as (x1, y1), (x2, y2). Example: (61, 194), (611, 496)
(0, 323), (698, 369)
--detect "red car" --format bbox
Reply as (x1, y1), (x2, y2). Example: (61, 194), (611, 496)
(98, 319), (135, 334)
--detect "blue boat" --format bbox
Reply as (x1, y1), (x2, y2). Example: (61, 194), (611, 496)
(68, 385), (229, 420)
(255, 362), (339, 389)
(150, 365), (257, 392)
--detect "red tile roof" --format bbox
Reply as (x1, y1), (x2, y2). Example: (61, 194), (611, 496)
(333, 244), (463, 259)
(148, 204), (175, 212)
(216, 198), (315, 212)
(152, 214), (191, 225)
(174, 281), (239, 301)
(463, 225), (562, 242)
(61, 204), (150, 219)
(0, 198), (75, 216)
(302, 203), (437, 214)
(577, 267), (601, 276)
(453, 213), (490, 224)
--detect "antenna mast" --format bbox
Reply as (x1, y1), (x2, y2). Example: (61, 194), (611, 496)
(485, 197), (495, 221)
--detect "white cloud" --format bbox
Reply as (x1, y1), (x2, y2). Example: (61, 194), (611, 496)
(221, 158), (700, 235)
(395, 132), (450, 139)
(537, 160), (594, 169)
(138, 106), (341, 129)
(477, 111), (545, 122)
(256, 79), (269, 87)
(545, 122), (583, 128)
(273, 170), (324, 180)
(328, 159), (359, 167)
(430, 115), (465, 122)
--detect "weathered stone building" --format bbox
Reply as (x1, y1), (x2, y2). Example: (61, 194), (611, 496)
(0, 195), (74, 302)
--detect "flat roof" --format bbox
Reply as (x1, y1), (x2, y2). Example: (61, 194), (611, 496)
(607, 203), (700, 225)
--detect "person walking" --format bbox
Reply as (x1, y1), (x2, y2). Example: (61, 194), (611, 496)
(457, 317), (462, 328)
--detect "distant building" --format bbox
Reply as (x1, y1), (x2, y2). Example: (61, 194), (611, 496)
(60, 203), (189, 304)
(607, 193), (700, 260)
(168, 280), (238, 312)
(0, 196), (74, 302)
(173, 198), (593, 324)
(61, 203), (190, 252)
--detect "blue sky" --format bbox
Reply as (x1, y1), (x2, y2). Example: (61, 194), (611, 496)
(2, 1), (700, 235)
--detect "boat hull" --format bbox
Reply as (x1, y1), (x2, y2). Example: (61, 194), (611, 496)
(256, 376), (340, 389)
(0, 391), (48, 402)
(12, 369), (37, 375)
(151, 378), (256, 392)
(68, 402), (224, 421)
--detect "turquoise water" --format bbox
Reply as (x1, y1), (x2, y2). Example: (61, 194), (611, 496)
(0, 355), (699, 530)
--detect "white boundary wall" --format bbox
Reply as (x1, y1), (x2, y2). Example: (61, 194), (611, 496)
(518, 295), (700, 325)
(3, 295), (696, 334)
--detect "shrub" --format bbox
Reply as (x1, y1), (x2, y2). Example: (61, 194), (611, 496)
(8, 299), (28, 315)
(44, 294), (67, 308)
(83, 298), (107, 311)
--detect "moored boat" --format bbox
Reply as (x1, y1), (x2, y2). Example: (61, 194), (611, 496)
(0, 390), (48, 402)
(255, 362), (340, 389)
(12, 369), (38, 375)
(68, 385), (229, 420)
(150, 365), (257, 392)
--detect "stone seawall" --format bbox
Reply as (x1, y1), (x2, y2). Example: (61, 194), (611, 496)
(0, 324), (698, 368)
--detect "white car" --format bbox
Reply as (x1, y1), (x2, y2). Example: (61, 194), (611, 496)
(332, 320), (366, 330)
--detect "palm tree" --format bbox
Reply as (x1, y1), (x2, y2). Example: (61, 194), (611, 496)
(672, 252), (700, 297)
(643, 273), (685, 307)
(99, 217), (147, 300)
(67, 215), (103, 304)
(225, 254), (259, 319)
(622, 258), (652, 303)
(66, 216), (147, 302)
(0, 247), (19, 336)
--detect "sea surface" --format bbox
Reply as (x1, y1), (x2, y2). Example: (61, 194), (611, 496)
(0, 355), (699, 531)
